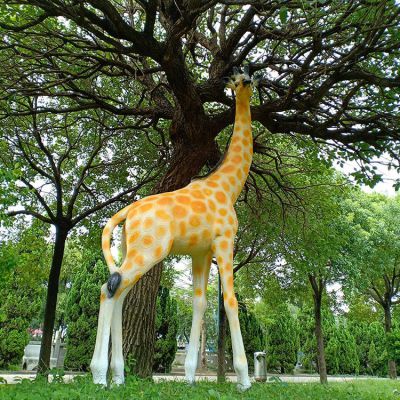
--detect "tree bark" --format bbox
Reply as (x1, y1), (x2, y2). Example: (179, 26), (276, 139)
(384, 304), (397, 379)
(122, 136), (216, 377)
(37, 225), (69, 375)
(217, 273), (227, 382)
(309, 275), (328, 384)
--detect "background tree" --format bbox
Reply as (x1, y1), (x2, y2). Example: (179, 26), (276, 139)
(347, 194), (400, 379)
(1, 0), (400, 377)
(152, 286), (178, 373)
(0, 222), (49, 369)
(64, 249), (108, 371)
(265, 303), (299, 374)
(0, 101), (158, 374)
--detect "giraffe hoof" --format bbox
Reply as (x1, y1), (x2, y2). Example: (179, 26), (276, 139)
(237, 382), (251, 392)
(111, 375), (125, 387)
(185, 378), (196, 387)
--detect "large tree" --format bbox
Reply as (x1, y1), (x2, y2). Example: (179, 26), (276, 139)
(1, 0), (400, 377)
(0, 103), (157, 374)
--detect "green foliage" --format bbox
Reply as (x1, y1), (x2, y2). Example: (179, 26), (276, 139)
(325, 320), (359, 375)
(153, 287), (178, 373)
(349, 322), (387, 377)
(265, 304), (299, 374)
(0, 223), (48, 369)
(64, 251), (108, 371)
(0, 377), (399, 400)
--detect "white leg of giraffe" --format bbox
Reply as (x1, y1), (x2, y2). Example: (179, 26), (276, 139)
(110, 288), (130, 386)
(90, 283), (117, 385)
(109, 226), (128, 385)
(107, 233), (172, 386)
(214, 236), (251, 391)
(185, 251), (212, 385)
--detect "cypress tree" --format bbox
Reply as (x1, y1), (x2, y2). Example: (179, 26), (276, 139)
(64, 253), (108, 371)
(266, 304), (299, 373)
(153, 287), (178, 373)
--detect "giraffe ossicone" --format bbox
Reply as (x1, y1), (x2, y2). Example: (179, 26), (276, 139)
(91, 68), (256, 391)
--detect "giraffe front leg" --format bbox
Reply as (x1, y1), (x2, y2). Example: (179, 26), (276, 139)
(90, 283), (117, 386)
(214, 236), (251, 392)
(185, 251), (212, 385)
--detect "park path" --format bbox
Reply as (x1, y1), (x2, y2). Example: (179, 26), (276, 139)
(0, 371), (389, 385)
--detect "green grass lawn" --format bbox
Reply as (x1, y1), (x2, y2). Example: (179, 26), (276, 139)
(1, 376), (400, 400)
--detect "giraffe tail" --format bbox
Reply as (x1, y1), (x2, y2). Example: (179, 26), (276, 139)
(102, 204), (132, 274)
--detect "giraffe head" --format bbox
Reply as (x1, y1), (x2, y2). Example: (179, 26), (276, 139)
(224, 66), (254, 101)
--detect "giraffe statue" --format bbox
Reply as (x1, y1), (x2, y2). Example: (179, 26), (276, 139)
(90, 67), (257, 391)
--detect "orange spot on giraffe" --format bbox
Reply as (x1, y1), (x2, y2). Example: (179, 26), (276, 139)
(139, 203), (153, 212)
(100, 293), (106, 302)
(189, 234), (198, 246)
(219, 208), (228, 216)
(204, 188), (212, 195)
(244, 153), (251, 162)
(179, 221), (186, 236)
(194, 288), (203, 297)
(237, 169), (243, 179)
(222, 182), (230, 191)
(192, 190), (205, 199)
(221, 165), (235, 173)
(202, 229), (211, 240)
(232, 144), (242, 152)
(189, 215), (201, 227)
(128, 231), (140, 244)
(232, 155), (242, 163)
(156, 210), (170, 220)
(135, 254), (145, 267)
(143, 218), (153, 229)
(225, 262), (233, 272)
(158, 197), (173, 205)
(155, 246), (163, 258)
(173, 205), (187, 218)
(127, 248), (138, 258)
(224, 230), (232, 238)
(156, 226), (167, 237)
(242, 137), (250, 146)
(177, 195), (191, 204)
(206, 213), (213, 224)
(208, 199), (216, 211)
(228, 296), (238, 308)
(191, 201), (206, 213)
(229, 176), (236, 185)
(206, 181), (218, 188)
(220, 240), (229, 250)
(142, 235), (154, 246)
(216, 192), (227, 203)
(228, 216), (235, 225)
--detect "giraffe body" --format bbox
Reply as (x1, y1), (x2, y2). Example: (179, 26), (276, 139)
(91, 71), (254, 391)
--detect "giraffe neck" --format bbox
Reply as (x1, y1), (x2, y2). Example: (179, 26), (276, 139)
(206, 95), (253, 203)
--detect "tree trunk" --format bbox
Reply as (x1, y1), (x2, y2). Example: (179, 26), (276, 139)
(309, 275), (328, 384)
(37, 225), (69, 376)
(122, 137), (216, 377)
(217, 273), (227, 382)
(384, 305), (397, 379)
(200, 319), (207, 370)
